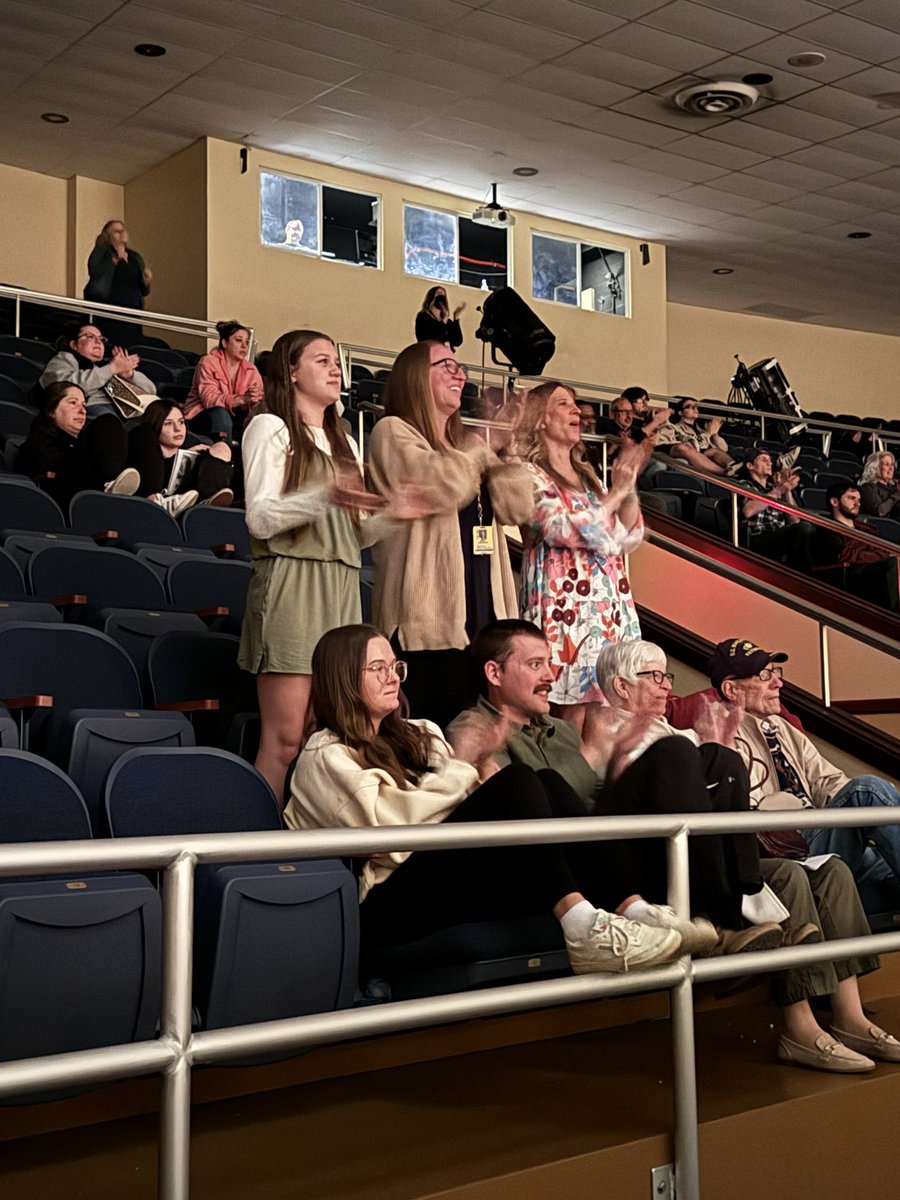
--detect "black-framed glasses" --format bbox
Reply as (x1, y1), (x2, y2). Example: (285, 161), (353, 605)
(430, 358), (467, 378)
(363, 660), (408, 684)
(635, 670), (674, 686)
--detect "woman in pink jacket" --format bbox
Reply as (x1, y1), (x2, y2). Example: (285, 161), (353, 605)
(184, 319), (264, 441)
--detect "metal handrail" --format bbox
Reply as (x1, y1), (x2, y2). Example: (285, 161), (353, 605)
(3, 805), (900, 1200)
(0, 284), (250, 346)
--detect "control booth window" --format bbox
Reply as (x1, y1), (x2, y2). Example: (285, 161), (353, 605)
(403, 204), (508, 290)
(260, 170), (379, 268)
(531, 232), (628, 316)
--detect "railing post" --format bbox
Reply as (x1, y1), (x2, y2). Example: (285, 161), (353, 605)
(158, 852), (196, 1200)
(667, 827), (700, 1200)
(730, 491), (739, 547)
(819, 624), (831, 708)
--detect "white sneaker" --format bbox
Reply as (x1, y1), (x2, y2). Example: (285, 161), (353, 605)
(200, 488), (234, 507)
(104, 467), (140, 496)
(566, 911), (682, 974)
(153, 490), (199, 518)
(639, 905), (719, 957)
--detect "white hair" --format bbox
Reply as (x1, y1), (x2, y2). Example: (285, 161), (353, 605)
(595, 639), (666, 703)
(859, 451), (895, 485)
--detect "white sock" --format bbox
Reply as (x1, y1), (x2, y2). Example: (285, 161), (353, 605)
(560, 900), (601, 943)
(622, 899), (652, 922)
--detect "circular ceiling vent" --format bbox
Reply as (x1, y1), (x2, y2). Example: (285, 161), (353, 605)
(673, 81), (760, 116)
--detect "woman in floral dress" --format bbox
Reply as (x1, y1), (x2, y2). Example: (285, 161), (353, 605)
(515, 382), (646, 735)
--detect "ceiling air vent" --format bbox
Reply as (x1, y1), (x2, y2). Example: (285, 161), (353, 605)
(673, 81), (759, 116)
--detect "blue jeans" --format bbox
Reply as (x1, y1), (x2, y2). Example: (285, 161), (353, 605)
(806, 775), (900, 882)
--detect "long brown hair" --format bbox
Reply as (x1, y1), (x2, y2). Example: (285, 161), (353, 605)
(94, 219), (124, 249)
(513, 380), (602, 496)
(382, 340), (462, 450)
(264, 329), (357, 494)
(311, 625), (435, 788)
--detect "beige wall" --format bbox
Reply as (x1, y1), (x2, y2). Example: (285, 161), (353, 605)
(0, 162), (68, 296)
(124, 140), (208, 328)
(67, 177), (125, 298)
(667, 302), (900, 420)
(205, 138), (669, 389)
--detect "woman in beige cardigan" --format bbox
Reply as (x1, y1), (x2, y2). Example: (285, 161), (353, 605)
(367, 341), (533, 729)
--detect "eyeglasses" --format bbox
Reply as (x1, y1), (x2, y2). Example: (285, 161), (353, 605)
(430, 358), (467, 378)
(757, 665), (783, 682)
(364, 660), (408, 684)
(635, 670), (674, 686)
(78, 333), (107, 345)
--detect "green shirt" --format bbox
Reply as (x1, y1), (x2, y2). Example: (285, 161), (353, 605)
(474, 697), (600, 810)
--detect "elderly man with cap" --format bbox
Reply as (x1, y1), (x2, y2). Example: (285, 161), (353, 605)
(710, 637), (900, 893)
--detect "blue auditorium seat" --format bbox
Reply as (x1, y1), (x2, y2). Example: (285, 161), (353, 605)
(181, 505), (251, 558)
(105, 746), (358, 1041)
(69, 490), (184, 548)
(0, 477), (67, 533)
(0, 750), (162, 1091)
(26, 542), (168, 609)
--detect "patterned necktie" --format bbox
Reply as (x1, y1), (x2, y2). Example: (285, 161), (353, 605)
(760, 719), (812, 806)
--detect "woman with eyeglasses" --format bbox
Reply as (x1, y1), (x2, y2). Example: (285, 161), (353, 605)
(285, 624), (692, 975)
(514, 381), (645, 738)
(367, 341), (534, 729)
(39, 322), (157, 424)
(414, 286), (465, 350)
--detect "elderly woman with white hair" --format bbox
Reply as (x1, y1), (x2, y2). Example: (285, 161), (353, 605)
(858, 451), (900, 519)
(595, 638), (899, 1075)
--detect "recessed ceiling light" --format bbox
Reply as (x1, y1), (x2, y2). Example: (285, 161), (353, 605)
(134, 43), (166, 57)
(847, 231), (872, 239)
(712, 267), (734, 275)
(41, 112), (69, 124)
(787, 52), (826, 68)
(742, 72), (773, 86)
(513, 166), (539, 177)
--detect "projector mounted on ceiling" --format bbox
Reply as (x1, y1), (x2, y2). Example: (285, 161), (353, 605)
(673, 81), (760, 116)
(472, 182), (516, 228)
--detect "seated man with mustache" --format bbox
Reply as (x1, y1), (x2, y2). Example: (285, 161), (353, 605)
(449, 620), (782, 956)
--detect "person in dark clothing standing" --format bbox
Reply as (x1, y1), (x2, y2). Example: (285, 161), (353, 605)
(414, 286), (464, 350)
(84, 220), (153, 348)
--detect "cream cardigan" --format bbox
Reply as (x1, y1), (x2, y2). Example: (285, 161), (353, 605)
(284, 720), (479, 900)
(367, 417), (534, 650)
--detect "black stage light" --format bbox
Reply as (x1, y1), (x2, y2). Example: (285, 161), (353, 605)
(474, 286), (556, 376)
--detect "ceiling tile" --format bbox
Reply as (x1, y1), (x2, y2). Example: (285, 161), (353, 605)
(780, 191), (874, 219)
(683, 0), (831, 30)
(704, 172), (804, 203)
(622, 146), (730, 181)
(791, 83), (894, 125)
(553, 42), (681, 89)
(599, 23), (725, 73)
(666, 183), (768, 214)
(640, 1), (775, 54)
(743, 104), (856, 140)
(752, 204), (836, 231)
(702, 120), (811, 156)
(691, 55), (820, 101)
(449, 10), (581, 58)
(742, 159), (843, 190)
(570, 108), (686, 145)
(826, 128), (900, 163)
(738, 33), (868, 82)
(611, 91), (732, 132)
(816, 177), (900, 206)
(792, 12), (900, 61)
(228, 39), (363, 83)
(662, 134), (767, 168)
(564, 0), (671, 18)
(849, 0), (900, 35)
(319, 0), (472, 27)
(515, 63), (637, 107)
(781, 144), (883, 177)
(484, 0), (626, 40)
(835, 64), (900, 99)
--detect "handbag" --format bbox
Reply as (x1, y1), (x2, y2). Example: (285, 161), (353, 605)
(104, 376), (156, 419)
(756, 827), (809, 861)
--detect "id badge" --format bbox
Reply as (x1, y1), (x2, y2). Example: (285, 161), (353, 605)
(472, 524), (495, 555)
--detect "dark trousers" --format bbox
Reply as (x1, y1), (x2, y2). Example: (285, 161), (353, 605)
(391, 642), (478, 732)
(360, 765), (612, 951)
(592, 738), (760, 929)
(46, 414), (127, 508)
(128, 425), (233, 500)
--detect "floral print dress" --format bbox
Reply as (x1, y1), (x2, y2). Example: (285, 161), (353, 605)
(520, 463), (643, 705)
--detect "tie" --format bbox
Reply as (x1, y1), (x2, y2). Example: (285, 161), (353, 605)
(760, 720), (813, 806)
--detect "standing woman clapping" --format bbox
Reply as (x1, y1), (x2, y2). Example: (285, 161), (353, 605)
(84, 219), (152, 349)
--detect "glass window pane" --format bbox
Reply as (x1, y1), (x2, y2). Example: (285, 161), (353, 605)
(260, 171), (319, 253)
(458, 217), (508, 290)
(581, 244), (628, 315)
(403, 205), (457, 282)
(532, 234), (578, 305)
(322, 186), (379, 268)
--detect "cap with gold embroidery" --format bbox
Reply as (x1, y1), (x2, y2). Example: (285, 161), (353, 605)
(708, 638), (788, 690)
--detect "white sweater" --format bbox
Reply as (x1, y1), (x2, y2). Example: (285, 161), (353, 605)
(285, 719), (480, 900)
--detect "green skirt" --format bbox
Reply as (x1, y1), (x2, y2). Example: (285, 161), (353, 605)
(238, 555), (361, 675)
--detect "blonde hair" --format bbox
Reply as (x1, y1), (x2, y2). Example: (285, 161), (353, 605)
(513, 380), (602, 496)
